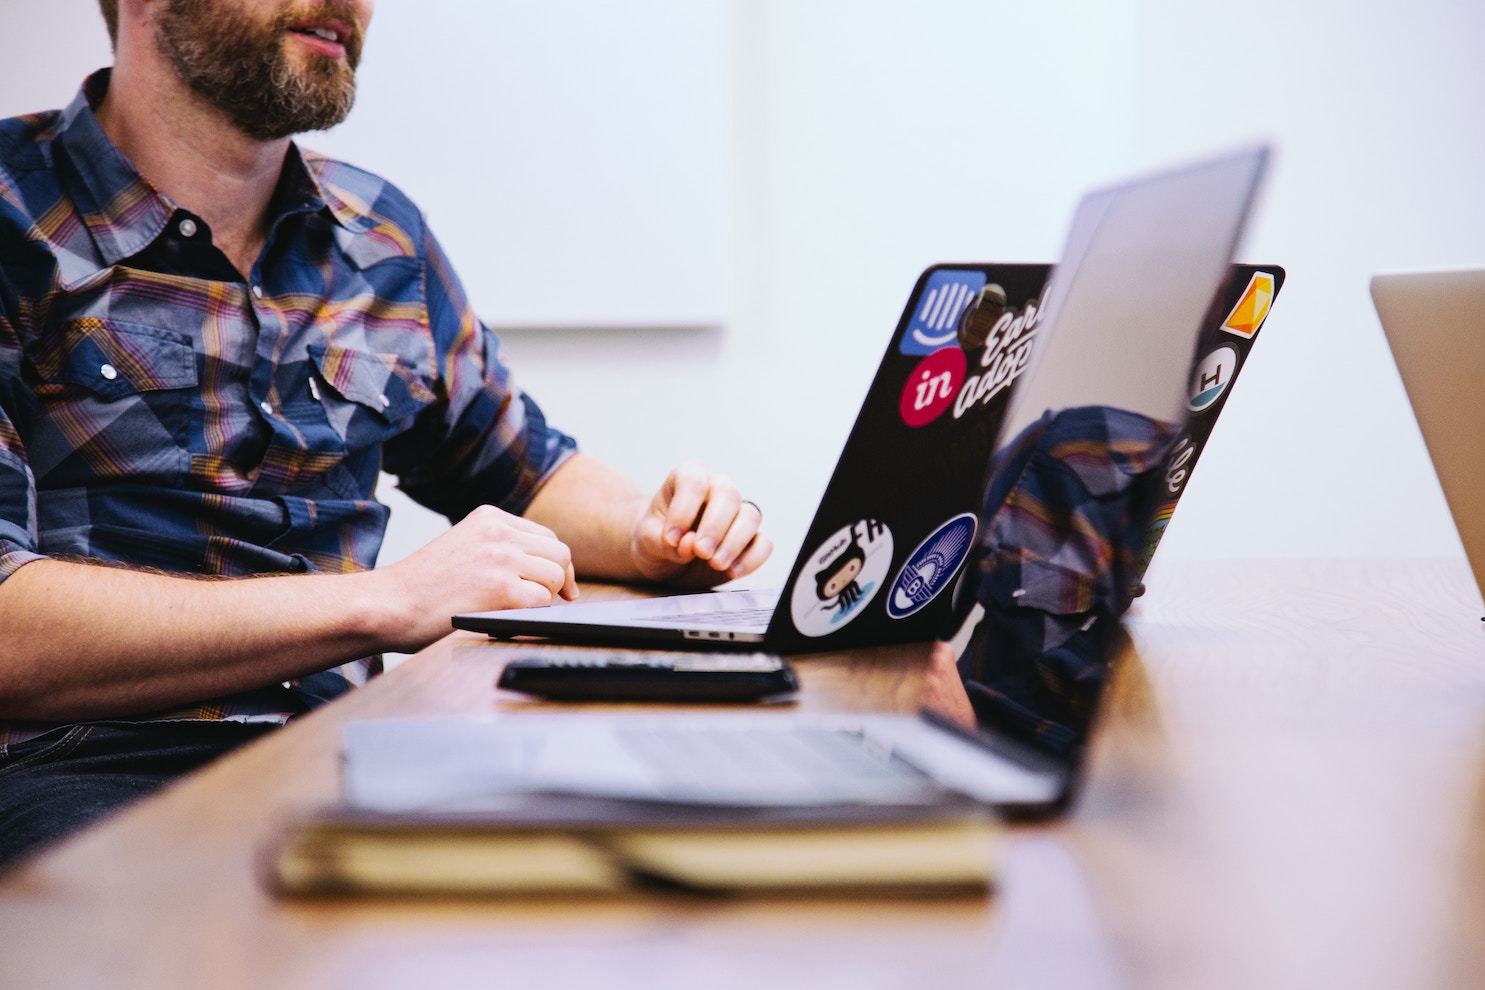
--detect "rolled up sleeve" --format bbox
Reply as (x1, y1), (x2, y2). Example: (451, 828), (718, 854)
(384, 224), (576, 523)
(0, 316), (41, 585)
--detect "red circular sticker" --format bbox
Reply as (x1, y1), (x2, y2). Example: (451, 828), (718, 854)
(898, 347), (966, 428)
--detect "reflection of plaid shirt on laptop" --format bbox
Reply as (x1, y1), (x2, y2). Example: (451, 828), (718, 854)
(957, 406), (1178, 756)
(0, 72), (575, 746)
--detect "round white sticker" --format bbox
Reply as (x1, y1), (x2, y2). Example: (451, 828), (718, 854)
(1189, 343), (1240, 412)
(789, 519), (894, 638)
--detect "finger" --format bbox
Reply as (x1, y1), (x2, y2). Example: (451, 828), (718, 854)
(504, 577), (560, 609)
(661, 462), (709, 548)
(467, 503), (558, 541)
(498, 512), (559, 540)
(708, 500), (761, 572)
(630, 513), (671, 561)
(690, 475), (740, 561)
(633, 511), (664, 545)
(726, 532), (773, 580)
(513, 529), (574, 572)
(517, 552), (569, 599)
(510, 529), (578, 600)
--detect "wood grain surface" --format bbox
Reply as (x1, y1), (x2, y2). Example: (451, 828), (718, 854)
(2, 559), (1483, 990)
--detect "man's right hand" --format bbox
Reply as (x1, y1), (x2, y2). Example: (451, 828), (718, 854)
(375, 504), (578, 650)
(0, 506), (575, 720)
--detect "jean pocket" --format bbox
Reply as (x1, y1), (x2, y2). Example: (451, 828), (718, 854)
(0, 725), (92, 777)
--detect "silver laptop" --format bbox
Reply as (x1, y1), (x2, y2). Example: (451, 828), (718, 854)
(1371, 268), (1485, 607)
(453, 145), (1272, 656)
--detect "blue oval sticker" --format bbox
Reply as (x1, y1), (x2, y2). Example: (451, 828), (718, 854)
(886, 513), (978, 620)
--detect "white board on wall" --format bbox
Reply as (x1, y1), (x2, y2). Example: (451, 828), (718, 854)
(311, 0), (732, 330)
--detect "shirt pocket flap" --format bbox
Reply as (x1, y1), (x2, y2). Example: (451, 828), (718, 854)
(989, 556), (1097, 616)
(307, 344), (431, 423)
(45, 320), (197, 400)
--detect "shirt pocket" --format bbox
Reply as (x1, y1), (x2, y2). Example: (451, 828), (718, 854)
(987, 556), (1098, 617)
(305, 343), (433, 452)
(29, 319), (198, 484)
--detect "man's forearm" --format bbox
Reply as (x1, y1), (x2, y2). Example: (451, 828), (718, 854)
(0, 559), (396, 722)
(524, 453), (648, 581)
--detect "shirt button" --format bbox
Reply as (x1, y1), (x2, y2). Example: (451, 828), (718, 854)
(251, 285), (264, 300)
(259, 400), (274, 416)
(177, 217), (198, 238)
(100, 363), (118, 381)
(378, 393), (390, 409)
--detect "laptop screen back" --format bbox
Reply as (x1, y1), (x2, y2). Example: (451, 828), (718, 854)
(1372, 269), (1485, 608)
(1002, 147), (1270, 438)
(941, 146), (1270, 802)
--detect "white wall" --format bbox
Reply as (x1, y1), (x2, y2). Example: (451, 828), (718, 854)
(1125, 0), (1485, 564)
(310, 0), (733, 330)
(3, 0), (1481, 586)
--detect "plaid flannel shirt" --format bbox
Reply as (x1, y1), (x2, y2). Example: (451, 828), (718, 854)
(0, 71), (576, 745)
(956, 405), (1178, 756)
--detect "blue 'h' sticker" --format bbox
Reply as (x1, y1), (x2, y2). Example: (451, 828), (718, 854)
(899, 269), (987, 355)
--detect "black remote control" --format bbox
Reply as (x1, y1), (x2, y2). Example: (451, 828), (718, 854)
(496, 650), (798, 702)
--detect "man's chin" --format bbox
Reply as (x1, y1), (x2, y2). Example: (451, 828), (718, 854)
(252, 67), (357, 135)
(278, 46), (349, 85)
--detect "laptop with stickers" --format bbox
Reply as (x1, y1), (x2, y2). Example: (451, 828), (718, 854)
(453, 146), (1282, 653)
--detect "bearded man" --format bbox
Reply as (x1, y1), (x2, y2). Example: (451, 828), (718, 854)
(0, 0), (771, 866)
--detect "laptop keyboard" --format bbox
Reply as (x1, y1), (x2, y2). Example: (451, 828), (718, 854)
(644, 606), (776, 628)
(614, 723), (940, 803)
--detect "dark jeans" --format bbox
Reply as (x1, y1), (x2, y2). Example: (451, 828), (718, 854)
(0, 720), (275, 870)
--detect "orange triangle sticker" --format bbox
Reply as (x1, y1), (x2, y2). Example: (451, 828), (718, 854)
(1220, 272), (1274, 338)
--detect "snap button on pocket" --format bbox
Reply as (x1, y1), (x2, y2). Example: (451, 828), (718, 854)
(306, 344), (431, 424)
(304, 344), (435, 454)
(41, 319), (198, 399)
(32, 320), (198, 485)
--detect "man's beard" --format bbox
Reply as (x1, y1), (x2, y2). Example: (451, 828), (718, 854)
(155, 0), (364, 141)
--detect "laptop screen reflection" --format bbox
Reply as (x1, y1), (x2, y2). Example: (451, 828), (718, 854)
(941, 405), (1178, 761)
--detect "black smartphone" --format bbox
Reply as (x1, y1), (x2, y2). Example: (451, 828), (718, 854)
(496, 650), (798, 703)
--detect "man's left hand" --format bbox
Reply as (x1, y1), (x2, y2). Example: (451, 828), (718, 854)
(630, 461), (771, 587)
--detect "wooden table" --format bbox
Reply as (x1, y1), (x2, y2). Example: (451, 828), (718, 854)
(3, 559), (1484, 990)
